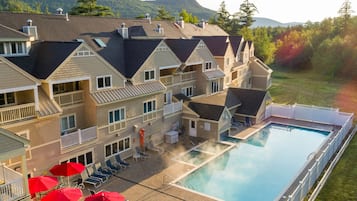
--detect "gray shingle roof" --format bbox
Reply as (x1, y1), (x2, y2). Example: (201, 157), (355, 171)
(188, 102), (225, 121)
(7, 41), (81, 79)
(191, 91), (241, 109)
(124, 39), (161, 78)
(228, 88), (267, 116)
(0, 23), (29, 39)
(91, 81), (166, 105)
(203, 69), (225, 80)
(165, 39), (200, 62)
(193, 36), (229, 56)
(229, 36), (243, 56)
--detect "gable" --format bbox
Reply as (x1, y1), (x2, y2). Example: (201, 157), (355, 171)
(187, 41), (216, 66)
(0, 57), (38, 91)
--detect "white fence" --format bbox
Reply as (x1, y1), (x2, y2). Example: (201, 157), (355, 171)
(163, 101), (183, 116)
(266, 103), (354, 201)
(0, 165), (26, 201)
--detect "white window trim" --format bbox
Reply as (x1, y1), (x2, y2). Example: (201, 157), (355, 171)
(211, 80), (219, 94)
(144, 69), (156, 82)
(203, 61), (214, 72)
(164, 91), (172, 105)
(104, 136), (131, 159)
(96, 75), (112, 90)
(182, 86), (193, 97)
(60, 149), (94, 166)
(108, 107), (126, 124)
(143, 99), (157, 114)
(60, 114), (76, 134)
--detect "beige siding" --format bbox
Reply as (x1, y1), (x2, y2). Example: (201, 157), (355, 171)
(196, 120), (218, 140)
(0, 59), (36, 90)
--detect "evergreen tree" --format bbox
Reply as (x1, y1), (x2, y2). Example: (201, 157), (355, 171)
(155, 6), (174, 20)
(70, 0), (114, 16)
(214, 1), (232, 32)
(237, 0), (258, 28)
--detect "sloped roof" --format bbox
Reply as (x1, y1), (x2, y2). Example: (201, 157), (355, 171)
(193, 36), (229, 56)
(7, 41), (81, 79)
(191, 91), (241, 109)
(124, 39), (161, 78)
(91, 81), (166, 105)
(165, 39), (200, 62)
(37, 88), (62, 117)
(0, 128), (29, 160)
(229, 36), (243, 56)
(228, 88), (267, 116)
(203, 69), (225, 80)
(0, 23), (29, 40)
(178, 23), (228, 38)
(188, 102), (225, 121)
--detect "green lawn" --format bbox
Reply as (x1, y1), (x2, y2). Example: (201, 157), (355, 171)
(269, 68), (357, 201)
(269, 69), (342, 107)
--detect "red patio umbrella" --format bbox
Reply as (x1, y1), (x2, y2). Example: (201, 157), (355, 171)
(49, 162), (85, 186)
(41, 187), (82, 201)
(28, 176), (58, 194)
(84, 191), (126, 201)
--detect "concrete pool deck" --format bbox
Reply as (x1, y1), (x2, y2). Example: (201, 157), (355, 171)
(82, 118), (340, 201)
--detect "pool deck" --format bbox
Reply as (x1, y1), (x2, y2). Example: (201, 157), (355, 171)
(80, 118), (340, 201)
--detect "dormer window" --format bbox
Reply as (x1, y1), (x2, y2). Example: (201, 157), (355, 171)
(144, 70), (155, 81)
(97, 75), (112, 89)
(93, 38), (106, 48)
(0, 42), (26, 56)
(204, 62), (213, 71)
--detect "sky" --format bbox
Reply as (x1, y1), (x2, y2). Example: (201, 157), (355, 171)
(196, 0), (349, 23)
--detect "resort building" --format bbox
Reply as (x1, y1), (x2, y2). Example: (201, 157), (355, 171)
(0, 12), (270, 181)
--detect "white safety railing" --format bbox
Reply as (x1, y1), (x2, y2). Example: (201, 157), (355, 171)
(0, 165), (26, 201)
(61, 126), (97, 149)
(163, 101), (183, 116)
(266, 103), (354, 201)
(53, 90), (84, 106)
(0, 103), (36, 124)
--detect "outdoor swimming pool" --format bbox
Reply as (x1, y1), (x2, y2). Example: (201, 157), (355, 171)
(175, 123), (330, 201)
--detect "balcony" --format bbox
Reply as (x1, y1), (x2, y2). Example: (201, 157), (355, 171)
(181, 71), (196, 82)
(0, 103), (36, 124)
(160, 75), (173, 86)
(143, 111), (157, 122)
(163, 101), (183, 116)
(61, 126), (97, 149)
(54, 90), (84, 107)
(108, 121), (126, 133)
(0, 165), (27, 201)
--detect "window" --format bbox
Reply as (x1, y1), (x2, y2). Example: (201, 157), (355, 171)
(109, 108), (125, 124)
(204, 62), (212, 71)
(181, 86), (193, 97)
(73, 50), (94, 57)
(97, 75), (112, 89)
(104, 137), (131, 158)
(0, 42), (25, 56)
(0, 93), (16, 106)
(143, 100), (156, 114)
(60, 114), (76, 135)
(61, 151), (93, 166)
(204, 122), (211, 131)
(164, 91), (172, 105)
(144, 70), (155, 81)
(211, 80), (219, 93)
(53, 82), (81, 94)
(93, 38), (106, 47)
(232, 71), (237, 80)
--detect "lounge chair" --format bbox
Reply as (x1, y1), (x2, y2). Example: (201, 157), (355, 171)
(94, 162), (113, 176)
(80, 171), (102, 188)
(105, 159), (120, 173)
(135, 147), (150, 159)
(146, 140), (164, 154)
(114, 154), (130, 168)
(87, 165), (109, 183)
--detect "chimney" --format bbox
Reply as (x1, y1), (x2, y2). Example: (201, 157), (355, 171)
(199, 19), (206, 29)
(145, 13), (152, 24)
(56, 8), (64, 15)
(117, 22), (129, 39)
(177, 16), (184, 28)
(156, 24), (164, 34)
(22, 19), (38, 40)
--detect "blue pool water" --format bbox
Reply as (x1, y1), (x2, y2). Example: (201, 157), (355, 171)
(176, 123), (330, 201)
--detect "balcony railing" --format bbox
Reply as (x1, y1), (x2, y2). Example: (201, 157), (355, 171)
(160, 75), (173, 86)
(61, 126), (97, 149)
(143, 111), (157, 122)
(0, 165), (26, 201)
(54, 90), (84, 107)
(163, 101), (183, 116)
(108, 121), (126, 133)
(181, 71), (196, 82)
(0, 103), (36, 124)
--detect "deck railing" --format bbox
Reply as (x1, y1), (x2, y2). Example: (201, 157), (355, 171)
(181, 71), (196, 82)
(265, 103), (354, 201)
(163, 101), (183, 116)
(61, 126), (97, 149)
(0, 166), (26, 201)
(0, 103), (36, 124)
(54, 90), (84, 106)
(160, 75), (174, 86)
